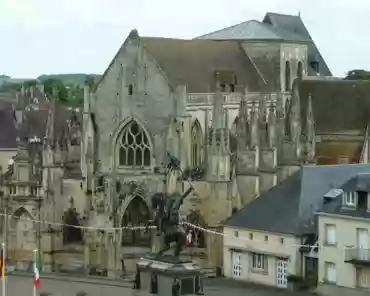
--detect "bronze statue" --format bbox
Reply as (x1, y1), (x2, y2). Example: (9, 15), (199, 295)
(148, 152), (194, 257)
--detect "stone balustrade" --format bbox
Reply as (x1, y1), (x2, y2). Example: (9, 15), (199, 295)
(187, 92), (280, 106)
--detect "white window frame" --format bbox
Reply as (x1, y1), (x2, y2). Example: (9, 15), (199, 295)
(325, 262), (336, 283)
(252, 253), (267, 272)
(345, 192), (356, 206)
(325, 224), (337, 245)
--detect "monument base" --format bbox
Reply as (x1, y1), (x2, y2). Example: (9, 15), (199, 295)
(134, 253), (204, 295)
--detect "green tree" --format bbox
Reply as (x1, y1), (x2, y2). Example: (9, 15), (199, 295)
(345, 69), (370, 80)
(43, 78), (69, 102)
(85, 75), (97, 89)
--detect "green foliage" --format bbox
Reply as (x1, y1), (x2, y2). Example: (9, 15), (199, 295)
(38, 73), (101, 86)
(345, 69), (370, 80)
(0, 73), (100, 107)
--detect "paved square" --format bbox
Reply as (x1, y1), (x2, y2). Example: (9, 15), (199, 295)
(6, 275), (315, 296)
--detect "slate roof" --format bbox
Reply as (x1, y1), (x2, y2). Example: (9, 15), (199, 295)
(141, 37), (263, 93)
(297, 79), (370, 134)
(225, 164), (370, 235)
(196, 20), (308, 42)
(263, 12), (332, 76)
(341, 173), (370, 192)
(319, 173), (370, 219)
(0, 109), (17, 149)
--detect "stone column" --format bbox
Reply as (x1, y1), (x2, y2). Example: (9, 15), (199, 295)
(84, 232), (90, 275)
(107, 231), (116, 278)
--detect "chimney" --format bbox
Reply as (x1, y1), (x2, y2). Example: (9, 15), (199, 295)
(310, 60), (320, 75)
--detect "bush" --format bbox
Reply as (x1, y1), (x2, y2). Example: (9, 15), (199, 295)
(76, 292), (87, 296)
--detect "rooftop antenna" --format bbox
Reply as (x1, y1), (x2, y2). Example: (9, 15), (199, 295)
(298, 10), (301, 17)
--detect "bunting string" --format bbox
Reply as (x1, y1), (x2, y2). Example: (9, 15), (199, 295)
(0, 212), (324, 249)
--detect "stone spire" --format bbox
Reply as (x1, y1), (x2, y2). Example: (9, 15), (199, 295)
(267, 103), (277, 148)
(207, 73), (230, 181)
(249, 101), (259, 148)
(236, 87), (250, 150)
(305, 93), (315, 161)
(258, 94), (268, 148)
(212, 73), (225, 130)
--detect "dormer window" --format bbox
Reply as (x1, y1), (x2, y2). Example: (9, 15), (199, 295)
(345, 192), (356, 207)
(357, 191), (368, 211)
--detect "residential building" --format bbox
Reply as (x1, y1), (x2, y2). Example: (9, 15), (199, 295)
(317, 173), (370, 296)
(223, 164), (370, 289)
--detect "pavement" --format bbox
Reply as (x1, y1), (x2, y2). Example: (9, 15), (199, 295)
(6, 274), (318, 296)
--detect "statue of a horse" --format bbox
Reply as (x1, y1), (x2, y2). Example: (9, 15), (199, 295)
(149, 186), (194, 257)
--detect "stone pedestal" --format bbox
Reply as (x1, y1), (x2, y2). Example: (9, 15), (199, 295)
(151, 233), (162, 253)
(135, 253), (204, 295)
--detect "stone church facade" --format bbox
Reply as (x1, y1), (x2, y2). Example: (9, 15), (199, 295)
(2, 12), (370, 277)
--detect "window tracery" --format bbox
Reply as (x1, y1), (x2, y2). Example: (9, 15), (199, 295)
(118, 120), (151, 167)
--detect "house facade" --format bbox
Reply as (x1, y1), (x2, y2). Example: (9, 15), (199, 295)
(317, 173), (370, 296)
(223, 164), (370, 289)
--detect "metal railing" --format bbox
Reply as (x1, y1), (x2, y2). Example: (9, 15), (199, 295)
(345, 248), (370, 263)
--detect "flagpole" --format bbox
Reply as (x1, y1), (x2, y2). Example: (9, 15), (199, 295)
(2, 243), (5, 296)
(33, 249), (37, 296)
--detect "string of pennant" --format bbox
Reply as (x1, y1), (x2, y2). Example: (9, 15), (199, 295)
(0, 212), (326, 250)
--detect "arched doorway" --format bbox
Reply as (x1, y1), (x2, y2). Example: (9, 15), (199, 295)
(11, 207), (36, 254)
(62, 198), (83, 244)
(121, 196), (151, 246)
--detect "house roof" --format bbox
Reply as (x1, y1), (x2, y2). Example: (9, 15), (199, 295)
(297, 79), (370, 134)
(196, 20), (308, 42)
(0, 109), (17, 149)
(263, 12), (332, 76)
(319, 173), (370, 220)
(341, 173), (370, 192)
(141, 37), (263, 93)
(225, 164), (370, 235)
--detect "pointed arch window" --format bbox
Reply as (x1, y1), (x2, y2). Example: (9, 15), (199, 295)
(297, 61), (303, 79)
(285, 61), (291, 91)
(118, 120), (152, 167)
(191, 121), (203, 168)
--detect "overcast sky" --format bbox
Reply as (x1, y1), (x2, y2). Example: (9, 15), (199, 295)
(0, 0), (368, 78)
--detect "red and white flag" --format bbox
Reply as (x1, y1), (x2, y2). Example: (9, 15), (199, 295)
(186, 231), (192, 245)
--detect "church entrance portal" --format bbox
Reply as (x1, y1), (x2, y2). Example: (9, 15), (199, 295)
(121, 196), (151, 246)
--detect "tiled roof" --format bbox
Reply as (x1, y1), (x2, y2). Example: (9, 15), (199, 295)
(141, 37), (263, 93)
(297, 79), (370, 134)
(225, 164), (370, 235)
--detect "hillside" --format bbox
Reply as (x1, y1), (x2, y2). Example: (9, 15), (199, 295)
(37, 73), (101, 85)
